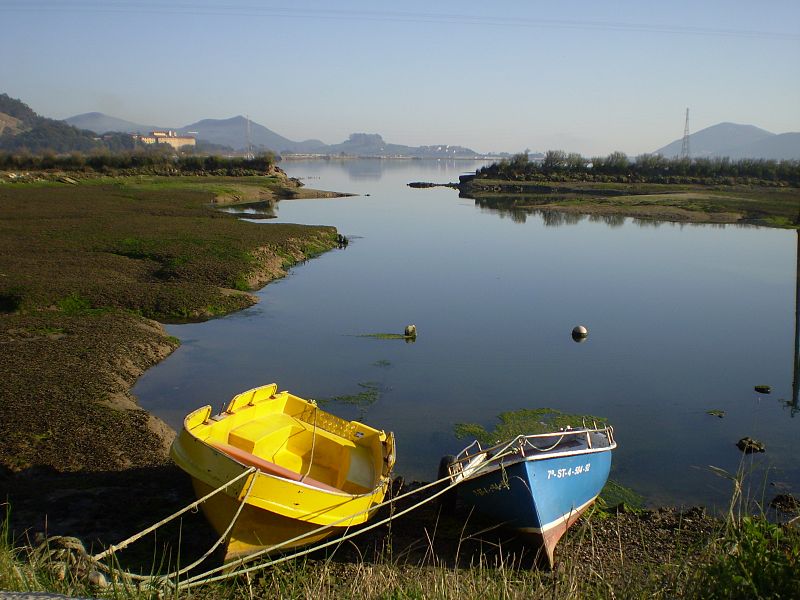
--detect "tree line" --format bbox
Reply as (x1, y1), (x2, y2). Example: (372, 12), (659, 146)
(0, 147), (277, 175)
(480, 151), (800, 185)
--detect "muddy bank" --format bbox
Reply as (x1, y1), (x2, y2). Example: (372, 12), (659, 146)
(0, 176), (344, 551)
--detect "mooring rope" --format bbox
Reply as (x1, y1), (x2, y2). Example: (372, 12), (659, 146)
(178, 444), (520, 589)
(301, 402), (318, 483)
(91, 466), (257, 563)
(168, 470), (258, 579)
(91, 442), (522, 592)
(94, 469), (260, 587)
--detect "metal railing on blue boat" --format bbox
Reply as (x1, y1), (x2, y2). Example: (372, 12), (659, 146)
(450, 425), (616, 483)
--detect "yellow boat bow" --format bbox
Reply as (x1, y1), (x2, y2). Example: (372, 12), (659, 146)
(170, 383), (396, 560)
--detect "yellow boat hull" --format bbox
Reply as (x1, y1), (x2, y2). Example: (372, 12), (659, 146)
(170, 383), (395, 562)
(192, 478), (341, 559)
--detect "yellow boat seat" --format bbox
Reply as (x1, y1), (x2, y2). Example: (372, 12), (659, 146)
(209, 441), (343, 494)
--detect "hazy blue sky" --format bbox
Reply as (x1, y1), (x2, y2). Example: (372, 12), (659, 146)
(2, 0), (799, 155)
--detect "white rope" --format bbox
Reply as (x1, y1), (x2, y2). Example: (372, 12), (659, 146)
(88, 437), (524, 592)
(91, 466), (257, 563)
(178, 445), (519, 589)
(167, 469), (258, 579)
(523, 434), (566, 453)
(101, 471), (260, 588)
(301, 403), (318, 482)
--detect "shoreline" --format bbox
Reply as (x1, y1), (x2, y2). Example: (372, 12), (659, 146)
(455, 177), (800, 229)
(1, 173), (798, 598)
(0, 173), (359, 575)
(0, 173), (341, 473)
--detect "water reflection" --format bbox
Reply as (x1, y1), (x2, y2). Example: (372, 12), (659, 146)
(284, 157), (481, 182)
(218, 201), (276, 219)
(474, 201), (631, 228)
(468, 194), (759, 231)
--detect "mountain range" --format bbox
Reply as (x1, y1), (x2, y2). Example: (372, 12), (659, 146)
(66, 111), (800, 160)
(64, 113), (486, 158)
(2, 93), (798, 160)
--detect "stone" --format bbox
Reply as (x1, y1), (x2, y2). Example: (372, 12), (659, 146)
(88, 569), (109, 588)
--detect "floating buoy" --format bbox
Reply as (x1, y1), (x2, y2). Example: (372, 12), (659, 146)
(571, 325), (588, 342)
(754, 385), (771, 394)
(404, 324), (417, 338)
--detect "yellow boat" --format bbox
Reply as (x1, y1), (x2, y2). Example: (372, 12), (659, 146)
(170, 383), (396, 561)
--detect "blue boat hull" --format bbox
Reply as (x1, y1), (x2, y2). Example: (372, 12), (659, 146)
(456, 448), (612, 565)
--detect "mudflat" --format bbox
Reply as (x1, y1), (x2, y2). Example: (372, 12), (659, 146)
(0, 174), (339, 542)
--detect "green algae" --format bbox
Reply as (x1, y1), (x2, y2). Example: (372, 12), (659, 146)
(597, 480), (645, 511)
(322, 381), (383, 407)
(454, 407), (608, 446)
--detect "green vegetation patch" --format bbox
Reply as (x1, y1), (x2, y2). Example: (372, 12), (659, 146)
(322, 382), (383, 407)
(0, 181), (338, 321)
(0, 177), (340, 474)
(454, 407), (608, 446)
(597, 480), (646, 511)
(706, 409), (726, 418)
(358, 333), (414, 340)
(462, 154), (800, 228)
(692, 516), (800, 599)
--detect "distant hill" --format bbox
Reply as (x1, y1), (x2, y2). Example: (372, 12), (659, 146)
(0, 93), (38, 126)
(62, 111), (484, 157)
(0, 94), (112, 153)
(728, 132), (800, 160)
(64, 112), (155, 134)
(320, 133), (481, 158)
(176, 116), (324, 153)
(655, 122), (800, 160)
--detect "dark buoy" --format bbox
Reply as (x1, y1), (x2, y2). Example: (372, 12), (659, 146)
(572, 325), (588, 342)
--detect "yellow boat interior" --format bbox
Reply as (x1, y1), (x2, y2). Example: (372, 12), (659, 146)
(183, 383), (393, 495)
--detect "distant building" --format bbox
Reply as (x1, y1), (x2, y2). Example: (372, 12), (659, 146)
(134, 130), (196, 149)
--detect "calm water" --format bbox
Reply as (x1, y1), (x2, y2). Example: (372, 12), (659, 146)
(134, 159), (800, 509)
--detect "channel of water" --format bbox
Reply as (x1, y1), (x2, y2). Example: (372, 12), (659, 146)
(134, 159), (799, 509)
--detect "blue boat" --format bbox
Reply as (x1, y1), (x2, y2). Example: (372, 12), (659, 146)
(442, 425), (616, 567)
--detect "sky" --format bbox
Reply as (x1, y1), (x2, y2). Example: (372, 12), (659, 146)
(2, 0), (799, 156)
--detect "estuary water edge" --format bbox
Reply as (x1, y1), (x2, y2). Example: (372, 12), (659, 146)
(134, 158), (799, 511)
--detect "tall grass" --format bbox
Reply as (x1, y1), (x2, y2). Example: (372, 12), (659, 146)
(1, 478), (797, 599)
